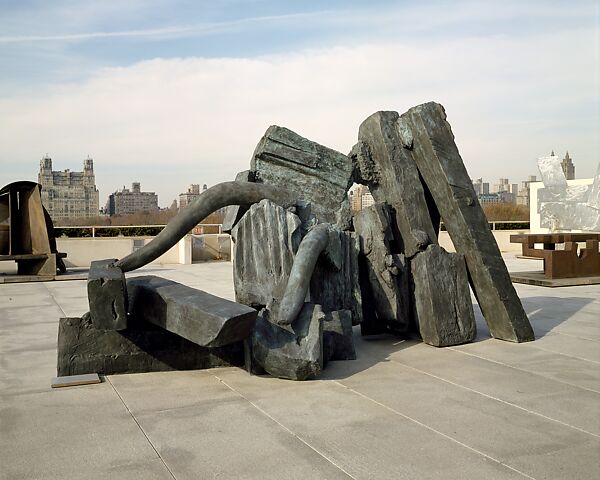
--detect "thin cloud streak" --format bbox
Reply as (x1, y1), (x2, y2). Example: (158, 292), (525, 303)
(0, 11), (324, 44)
(2, 1), (593, 45)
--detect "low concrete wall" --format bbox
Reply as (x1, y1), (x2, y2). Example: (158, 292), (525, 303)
(438, 230), (528, 254)
(57, 230), (525, 268)
(57, 235), (191, 268)
(192, 234), (231, 262)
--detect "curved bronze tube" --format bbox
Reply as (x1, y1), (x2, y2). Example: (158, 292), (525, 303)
(117, 181), (297, 272)
(277, 223), (330, 325)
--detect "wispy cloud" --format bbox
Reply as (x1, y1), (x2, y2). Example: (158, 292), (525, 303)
(1, 1), (594, 45)
(0, 11), (323, 43)
(0, 24), (596, 204)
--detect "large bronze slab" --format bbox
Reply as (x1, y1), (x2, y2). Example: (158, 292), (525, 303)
(402, 102), (533, 342)
(251, 126), (353, 225)
(354, 111), (439, 257)
(127, 275), (257, 348)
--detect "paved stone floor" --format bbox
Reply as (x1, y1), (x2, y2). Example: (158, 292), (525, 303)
(1, 257), (599, 479)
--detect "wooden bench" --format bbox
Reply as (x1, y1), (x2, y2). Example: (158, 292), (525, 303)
(510, 233), (600, 279)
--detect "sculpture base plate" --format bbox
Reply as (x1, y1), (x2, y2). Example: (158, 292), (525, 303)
(511, 271), (600, 287)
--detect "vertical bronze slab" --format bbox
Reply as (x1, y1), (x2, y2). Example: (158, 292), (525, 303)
(0, 194), (9, 255)
(354, 111), (439, 257)
(8, 188), (19, 254)
(22, 186), (51, 254)
(403, 102), (533, 342)
(19, 187), (33, 254)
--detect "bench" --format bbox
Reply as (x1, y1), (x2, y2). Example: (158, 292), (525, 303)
(510, 233), (600, 279)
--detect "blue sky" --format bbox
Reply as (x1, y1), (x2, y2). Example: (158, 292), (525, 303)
(0, 0), (598, 206)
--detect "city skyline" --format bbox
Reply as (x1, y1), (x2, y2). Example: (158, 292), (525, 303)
(0, 1), (598, 205)
(32, 150), (584, 210)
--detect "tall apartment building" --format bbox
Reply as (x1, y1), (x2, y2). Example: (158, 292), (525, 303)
(472, 178), (490, 195)
(349, 184), (373, 212)
(361, 192), (375, 209)
(106, 182), (158, 216)
(38, 155), (100, 220)
(516, 175), (538, 207)
(494, 178), (510, 194)
(179, 184), (207, 209)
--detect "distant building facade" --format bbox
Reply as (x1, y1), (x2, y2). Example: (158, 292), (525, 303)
(350, 184), (374, 212)
(560, 151), (575, 180)
(477, 193), (502, 205)
(494, 178), (510, 194)
(474, 173), (540, 207)
(106, 182), (158, 216)
(472, 178), (490, 195)
(38, 155), (99, 220)
(516, 175), (538, 207)
(361, 192), (375, 209)
(179, 184), (207, 209)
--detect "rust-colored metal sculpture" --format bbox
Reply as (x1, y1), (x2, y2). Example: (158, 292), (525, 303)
(511, 233), (600, 279)
(0, 181), (66, 282)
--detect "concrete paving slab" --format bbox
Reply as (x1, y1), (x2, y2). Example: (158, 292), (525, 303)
(0, 386), (160, 480)
(213, 369), (528, 480)
(47, 297), (89, 317)
(451, 339), (600, 392)
(1, 341), (58, 395)
(135, 394), (353, 480)
(0, 290), (56, 308)
(108, 369), (240, 415)
(1, 256), (598, 480)
(0, 281), (50, 296)
(19, 458), (176, 480)
(323, 357), (600, 480)
(528, 332), (600, 362)
(44, 284), (88, 299)
(0, 303), (65, 326)
(0, 317), (58, 354)
(365, 339), (600, 436)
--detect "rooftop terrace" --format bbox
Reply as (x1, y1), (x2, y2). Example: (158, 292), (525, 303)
(1, 256), (598, 479)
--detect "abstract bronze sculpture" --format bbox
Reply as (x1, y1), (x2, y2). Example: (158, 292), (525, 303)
(57, 102), (534, 381)
(0, 180), (66, 282)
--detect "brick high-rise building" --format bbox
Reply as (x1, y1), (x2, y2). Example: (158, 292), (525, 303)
(38, 155), (99, 220)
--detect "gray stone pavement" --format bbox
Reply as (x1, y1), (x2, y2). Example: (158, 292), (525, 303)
(0, 257), (598, 479)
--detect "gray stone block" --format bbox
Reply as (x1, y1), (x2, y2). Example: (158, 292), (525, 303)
(87, 259), (128, 330)
(401, 102), (533, 342)
(127, 276), (257, 348)
(251, 126), (353, 225)
(411, 245), (476, 347)
(323, 310), (356, 362)
(57, 315), (243, 377)
(232, 199), (302, 309)
(352, 111), (439, 257)
(251, 303), (324, 381)
(354, 203), (410, 333)
(308, 228), (363, 326)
